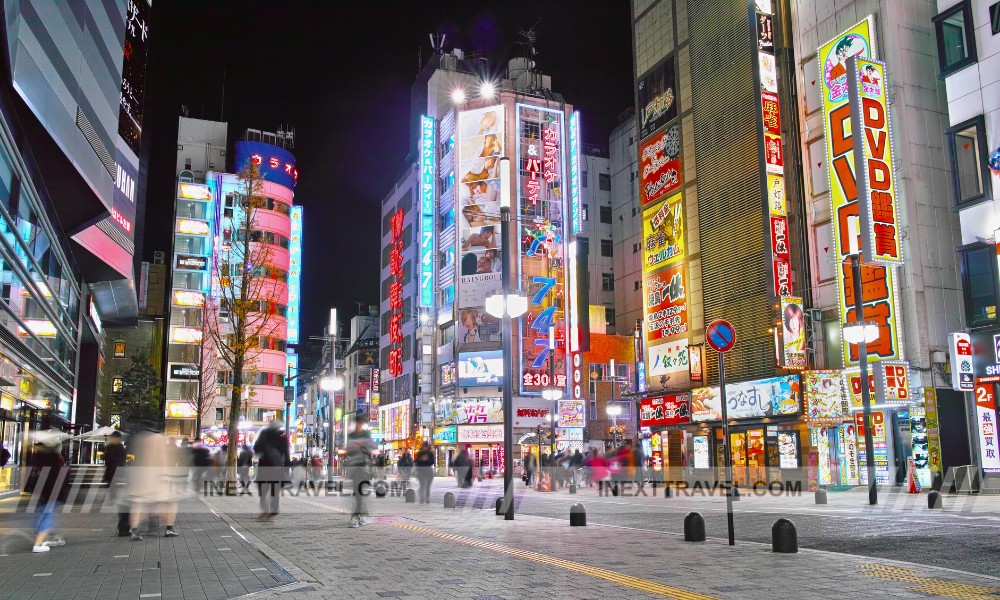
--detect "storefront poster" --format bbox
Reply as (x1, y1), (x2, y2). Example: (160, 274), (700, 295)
(813, 428), (831, 485)
(839, 422), (860, 485)
(691, 374), (801, 422)
(855, 410), (890, 484)
(644, 264), (688, 342)
(803, 371), (846, 420)
(642, 193), (684, 273)
(557, 399), (585, 428)
(639, 123), (682, 207)
(457, 424), (504, 444)
(923, 387), (943, 477)
(909, 406), (931, 487)
(693, 435), (709, 469)
(780, 296), (806, 369)
(975, 383), (1000, 475)
(779, 431), (799, 469)
(648, 338), (689, 377)
(433, 426), (457, 444)
(639, 394), (691, 427)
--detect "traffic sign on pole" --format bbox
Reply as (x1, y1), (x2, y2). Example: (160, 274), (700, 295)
(706, 319), (736, 353)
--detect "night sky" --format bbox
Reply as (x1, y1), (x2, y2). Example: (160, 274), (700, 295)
(144, 1), (633, 344)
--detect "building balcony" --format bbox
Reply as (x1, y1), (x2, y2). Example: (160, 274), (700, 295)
(253, 209), (292, 238)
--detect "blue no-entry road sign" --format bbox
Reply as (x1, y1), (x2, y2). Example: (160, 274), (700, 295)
(706, 319), (736, 353)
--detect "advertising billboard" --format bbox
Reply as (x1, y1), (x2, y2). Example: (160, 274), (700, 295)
(516, 104), (568, 395)
(234, 141), (297, 189)
(557, 399), (586, 428)
(648, 338), (689, 378)
(848, 57), (902, 264)
(458, 350), (504, 387)
(819, 17), (903, 366)
(642, 193), (684, 273)
(691, 374), (801, 422)
(975, 383), (1000, 475)
(454, 399), (504, 424)
(512, 397), (555, 428)
(378, 400), (411, 442)
(118, 0), (150, 154)
(639, 394), (691, 427)
(175, 254), (208, 271)
(637, 57), (677, 140)
(419, 115), (436, 307)
(178, 183), (212, 201)
(287, 206), (303, 344)
(780, 296), (806, 369)
(644, 263), (687, 342)
(639, 123), (682, 207)
(168, 364), (200, 381)
(457, 424), (504, 444)
(950, 332), (974, 391)
(457, 307), (501, 345)
(569, 111), (583, 235)
(803, 371), (846, 420)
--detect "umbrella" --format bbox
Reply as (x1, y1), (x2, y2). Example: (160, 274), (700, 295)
(31, 429), (70, 447)
(70, 426), (125, 442)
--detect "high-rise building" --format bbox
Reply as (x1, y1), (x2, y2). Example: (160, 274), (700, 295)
(627, 0), (965, 487)
(166, 119), (301, 443)
(610, 110), (643, 336)
(579, 144), (615, 332)
(0, 0), (151, 486)
(378, 46), (591, 465)
(932, 0), (1000, 483)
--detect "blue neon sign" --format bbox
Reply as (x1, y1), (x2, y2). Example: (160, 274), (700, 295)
(419, 115), (436, 308)
(569, 111), (583, 235)
(287, 206), (303, 344)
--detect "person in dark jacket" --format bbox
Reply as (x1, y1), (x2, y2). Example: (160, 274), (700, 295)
(397, 450), (413, 483)
(103, 432), (127, 498)
(237, 444), (253, 488)
(413, 442), (435, 504)
(253, 421), (289, 520)
(452, 446), (473, 488)
(345, 413), (376, 527)
(26, 431), (69, 552)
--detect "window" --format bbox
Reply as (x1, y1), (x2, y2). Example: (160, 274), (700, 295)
(605, 307), (616, 328)
(960, 245), (998, 328)
(631, 206), (637, 216)
(599, 206), (612, 224)
(582, 204), (589, 221)
(600, 239), (613, 257)
(602, 273), (614, 291)
(634, 280), (641, 291)
(111, 377), (123, 393)
(933, 2), (977, 76)
(215, 408), (224, 421)
(599, 173), (611, 191)
(114, 340), (126, 358)
(582, 171), (588, 188)
(947, 116), (992, 207)
(632, 243), (639, 254)
(590, 400), (597, 420)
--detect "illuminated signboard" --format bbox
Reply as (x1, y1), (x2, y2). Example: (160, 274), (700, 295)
(165, 401), (198, 419)
(648, 338), (689, 378)
(440, 363), (456, 387)
(378, 400), (411, 441)
(512, 396), (554, 428)
(456, 424), (503, 443)
(170, 326), (202, 344)
(780, 296), (806, 369)
(457, 105), (504, 350)
(644, 263), (687, 342)
(18, 319), (57, 338)
(872, 360), (910, 403)
(569, 111), (583, 235)
(168, 363), (201, 381)
(89, 299), (102, 333)
(558, 399), (585, 428)
(803, 370), (846, 420)
(847, 57), (902, 264)
(234, 141), (297, 189)
(174, 254), (208, 271)
(177, 183), (212, 201)
(637, 57), (677, 140)
(287, 206), (303, 344)
(118, 0), (150, 154)
(516, 104), (568, 395)
(420, 115), (436, 308)
(176, 219), (210, 236)
(949, 332), (974, 391)
(642, 192), (684, 274)
(458, 350), (504, 388)
(173, 290), (205, 307)
(975, 383), (1000, 475)
(691, 374), (801, 422)
(639, 124), (682, 207)
(818, 17), (902, 366)
(855, 410), (891, 484)
(386, 208), (405, 377)
(639, 394), (691, 427)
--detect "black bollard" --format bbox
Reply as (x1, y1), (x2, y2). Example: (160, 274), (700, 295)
(443, 491), (456, 508)
(683, 512), (706, 542)
(771, 518), (798, 553)
(570, 503), (586, 526)
(374, 482), (387, 498)
(815, 488), (827, 505)
(928, 489), (942, 509)
(731, 485), (740, 501)
(611, 482), (619, 497)
(495, 498), (504, 515)
(568, 484), (577, 494)
(404, 488), (416, 503)
(664, 485), (672, 498)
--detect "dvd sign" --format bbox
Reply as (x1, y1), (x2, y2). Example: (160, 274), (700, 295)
(168, 363), (200, 381)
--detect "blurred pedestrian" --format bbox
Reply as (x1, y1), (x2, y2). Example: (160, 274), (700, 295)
(345, 413), (376, 527)
(25, 430), (69, 552)
(102, 431), (126, 500)
(127, 431), (188, 540)
(523, 451), (537, 487)
(189, 438), (212, 491)
(237, 444), (253, 488)
(254, 420), (289, 520)
(452, 446), (473, 488)
(413, 442), (434, 504)
(0, 443), (11, 467)
(397, 450), (413, 483)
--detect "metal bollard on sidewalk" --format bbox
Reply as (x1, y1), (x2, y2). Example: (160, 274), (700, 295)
(495, 498), (504, 515)
(815, 488), (827, 504)
(570, 503), (586, 526)
(771, 518), (798, 553)
(443, 491), (456, 508)
(683, 512), (706, 542)
(928, 489), (943, 509)
(404, 488), (415, 503)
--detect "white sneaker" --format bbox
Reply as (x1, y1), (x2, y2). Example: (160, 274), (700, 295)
(43, 537), (66, 547)
(32, 545), (50, 553)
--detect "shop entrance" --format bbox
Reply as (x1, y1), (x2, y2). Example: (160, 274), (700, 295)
(728, 429), (767, 487)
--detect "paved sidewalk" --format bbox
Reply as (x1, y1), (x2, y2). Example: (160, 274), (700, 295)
(0, 496), (294, 600)
(202, 483), (1000, 600)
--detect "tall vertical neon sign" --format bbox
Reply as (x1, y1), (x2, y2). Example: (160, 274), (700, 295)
(419, 115), (436, 308)
(287, 206), (303, 344)
(569, 112), (583, 235)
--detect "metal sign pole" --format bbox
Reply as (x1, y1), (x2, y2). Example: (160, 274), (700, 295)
(719, 351), (735, 546)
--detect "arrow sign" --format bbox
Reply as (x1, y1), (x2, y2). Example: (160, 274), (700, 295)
(706, 319), (736, 353)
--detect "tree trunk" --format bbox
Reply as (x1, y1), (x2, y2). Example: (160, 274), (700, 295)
(225, 358), (243, 495)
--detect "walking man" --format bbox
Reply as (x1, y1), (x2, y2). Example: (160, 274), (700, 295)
(345, 413), (376, 527)
(413, 442), (435, 504)
(254, 420), (290, 520)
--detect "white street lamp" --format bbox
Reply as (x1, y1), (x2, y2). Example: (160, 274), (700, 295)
(541, 389), (563, 401)
(842, 322), (879, 345)
(485, 293), (528, 319)
(320, 376), (344, 392)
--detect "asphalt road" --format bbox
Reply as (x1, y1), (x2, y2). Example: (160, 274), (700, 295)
(416, 477), (1000, 578)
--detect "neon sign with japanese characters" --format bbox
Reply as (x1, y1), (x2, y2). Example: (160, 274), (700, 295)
(419, 115), (436, 307)
(287, 206), (302, 344)
(386, 208), (405, 377)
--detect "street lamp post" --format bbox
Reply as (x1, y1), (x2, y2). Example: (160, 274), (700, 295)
(844, 253), (881, 505)
(607, 403), (621, 448)
(321, 376), (344, 484)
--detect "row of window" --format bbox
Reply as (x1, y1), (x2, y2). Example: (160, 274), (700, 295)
(224, 193), (292, 216)
(216, 371), (286, 387)
(226, 228), (291, 251)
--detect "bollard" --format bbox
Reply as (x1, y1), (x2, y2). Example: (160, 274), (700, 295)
(611, 482), (619, 497)
(570, 503), (586, 526)
(443, 491), (456, 508)
(731, 485), (740, 501)
(683, 512), (706, 542)
(664, 485), (672, 498)
(374, 482), (387, 498)
(404, 488), (416, 503)
(928, 489), (943, 509)
(495, 498), (504, 515)
(771, 518), (798, 553)
(568, 484), (577, 494)
(815, 488), (827, 505)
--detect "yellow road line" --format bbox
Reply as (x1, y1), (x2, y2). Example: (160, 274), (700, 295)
(389, 522), (717, 600)
(859, 564), (1000, 600)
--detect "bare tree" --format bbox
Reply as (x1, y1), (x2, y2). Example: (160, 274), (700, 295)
(207, 160), (283, 489)
(192, 301), (222, 434)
